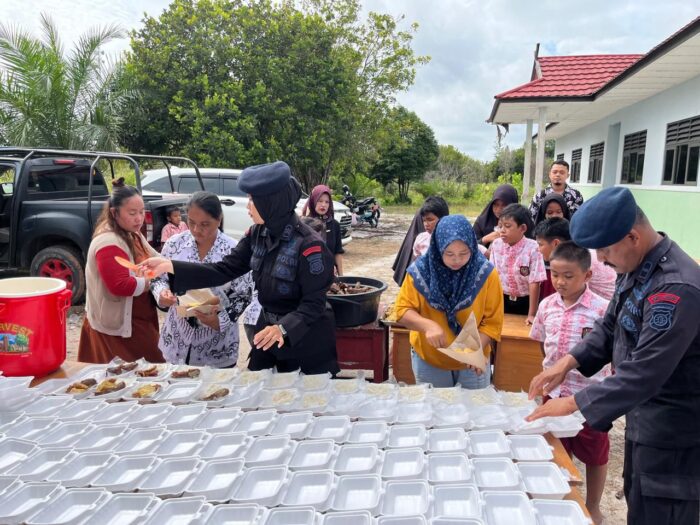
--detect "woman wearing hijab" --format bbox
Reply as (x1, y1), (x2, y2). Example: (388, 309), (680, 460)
(139, 161), (338, 375)
(473, 184), (519, 248)
(394, 215), (504, 388)
(303, 185), (344, 275)
(534, 192), (571, 226)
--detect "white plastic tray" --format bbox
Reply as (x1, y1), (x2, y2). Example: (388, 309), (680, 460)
(482, 491), (537, 525)
(122, 381), (169, 403)
(516, 462), (570, 499)
(47, 452), (117, 488)
(263, 506), (318, 525)
(507, 435), (553, 462)
(0, 481), (63, 524)
(123, 403), (175, 429)
(331, 474), (382, 513)
(0, 476), (23, 499)
(347, 420), (388, 445)
(7, 447), (76, 481)
(4, 416), (58, 441)
(289, 439), (337, 471)
(54, 399), (107, 422)
(308, 416), (351, 442)
(194, 407), (242, 433)
(198, 432), (251, 460)
(381, 480), (430, 517)
(184, 458), (245, 502)
(204, 503), (263, 525)
(138, 456), (202, 497)
(388, 425), (427, 449)
(37, 421), (94, 448)
(381, 448), (425, 479)
(133, 362), (172, 381)
(87, 492), (159, 525)
(244, 435), (294, 467)
(432, 484), (481, 519)
(0, 385), (40, 411)
(91, 401), (139, 425)
(73, 424), (130, 452)
(231, 465), (289, 507)
(0, 438), (38, 471)
(322, 510), (374, 525)
(90, 454), (159, 492)
(427, 453), (472, 484)
(89, 377), (136, 400)
(531, 499), (592, 525)
(546, 415), (583, 439)
(472, 458), (521, 490)
(22, 396), (74, 417)
(281, 469), (335, 510)
(468, 430), (510, 457)
(25, 487), (110, 525)
(161, 403), (207, 430)
(156, 381), (204, 404)
(153, 429), (209, 458)
(234, 409), (277, 436)
(112, 427), (168, 456)
(142, 496), (210, 525)
(428, 428), (468, 453)
(429, 519), (483, 525)
(333, 444), (380, 475)
(269, 411), (314, 439)
(166, 366), (204, 381)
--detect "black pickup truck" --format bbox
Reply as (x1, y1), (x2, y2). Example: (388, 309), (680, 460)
(0, 148), (205, 304)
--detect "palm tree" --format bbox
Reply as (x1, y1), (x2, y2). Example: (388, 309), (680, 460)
(0, 14), (133, 150)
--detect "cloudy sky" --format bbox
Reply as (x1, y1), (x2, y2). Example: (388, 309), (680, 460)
(3, 1), (698, 160)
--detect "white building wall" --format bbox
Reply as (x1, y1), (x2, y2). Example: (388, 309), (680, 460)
(554, 74), (700, 190)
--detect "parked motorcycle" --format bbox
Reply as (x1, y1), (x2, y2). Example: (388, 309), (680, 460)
(341, 185), (381, 228)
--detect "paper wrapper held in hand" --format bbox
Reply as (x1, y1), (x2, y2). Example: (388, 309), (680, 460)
(175, 288), (219, 318)
(436, 312), (488, 372)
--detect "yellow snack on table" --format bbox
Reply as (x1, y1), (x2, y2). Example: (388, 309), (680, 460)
(436, 313), (488, 372)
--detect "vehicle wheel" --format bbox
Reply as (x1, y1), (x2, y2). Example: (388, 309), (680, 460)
(30, 246), (86, 305)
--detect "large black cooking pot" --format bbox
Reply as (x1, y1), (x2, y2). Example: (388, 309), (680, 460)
(327, 276), (388, 327)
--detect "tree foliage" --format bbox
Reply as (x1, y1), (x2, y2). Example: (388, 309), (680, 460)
(0, 14), (132, 150)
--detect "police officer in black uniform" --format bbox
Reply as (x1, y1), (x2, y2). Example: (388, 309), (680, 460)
(140, 161), (339, 375)
(525, 187), (700, 525)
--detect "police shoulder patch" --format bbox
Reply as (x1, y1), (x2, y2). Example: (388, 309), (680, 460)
(305, 250), (324, 275)
(647, 292), (680, 332)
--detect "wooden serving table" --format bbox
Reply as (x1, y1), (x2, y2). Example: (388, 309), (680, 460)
(492, 314), (544, 392)
(32, 361), (589, 516)
(335, 320), (390, 383)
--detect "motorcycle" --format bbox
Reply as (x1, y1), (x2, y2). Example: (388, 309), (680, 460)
(341, 184), (381, 228)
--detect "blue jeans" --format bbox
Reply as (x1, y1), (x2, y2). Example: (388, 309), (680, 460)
(411, 349), (491, 389)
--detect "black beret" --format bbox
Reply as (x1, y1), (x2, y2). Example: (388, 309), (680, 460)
(239, 161), (291, 196)
(570, 186), (637, 249)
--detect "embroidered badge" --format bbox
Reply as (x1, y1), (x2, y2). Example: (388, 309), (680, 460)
(649, 303), (675, 331)
(303, 245), (322, 257)
(519, 265), (530, 277)
(306, 253), (324, 275)
(620, 315), (638, 332)
(581, 327), (592, 338)
(278, 282), (291, 295)
(648, 292), (681, 305)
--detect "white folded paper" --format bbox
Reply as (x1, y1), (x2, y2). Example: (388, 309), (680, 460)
(175, 288), (219, 318)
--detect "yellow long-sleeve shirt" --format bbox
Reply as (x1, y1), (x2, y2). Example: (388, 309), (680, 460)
(394, 270), (504, 370)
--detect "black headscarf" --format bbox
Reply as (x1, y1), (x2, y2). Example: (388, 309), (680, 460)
(252, 177), (302, 238)
(392, 211), (425, 286)
(473, 184), (519, 246)
(535, 192), (571, 226)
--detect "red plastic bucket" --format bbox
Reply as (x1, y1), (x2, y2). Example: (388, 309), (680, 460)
(0, 277), (72, 377)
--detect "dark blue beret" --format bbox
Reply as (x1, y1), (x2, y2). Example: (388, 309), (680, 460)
(239, 161), (291, 196)
(570, 186), (637, 249)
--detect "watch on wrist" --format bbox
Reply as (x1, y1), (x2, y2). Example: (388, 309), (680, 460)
(278, 324), (288, 338)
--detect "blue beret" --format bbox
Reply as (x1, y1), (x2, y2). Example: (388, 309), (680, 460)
(239, 161), (291, 196)
(570, 186), (637, 249)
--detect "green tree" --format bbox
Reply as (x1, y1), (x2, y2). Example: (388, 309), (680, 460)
(426, 145), (488, 184)
(0, 15), (132, 150)
(370, 106), (438, 202)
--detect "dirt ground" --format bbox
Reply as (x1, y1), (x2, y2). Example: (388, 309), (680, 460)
(64, 211), (627, 523)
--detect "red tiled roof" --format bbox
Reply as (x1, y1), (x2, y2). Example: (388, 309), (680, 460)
(496, 54), (644, 99)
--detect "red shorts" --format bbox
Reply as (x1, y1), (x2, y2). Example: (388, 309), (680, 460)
(544, 396), (610, 466)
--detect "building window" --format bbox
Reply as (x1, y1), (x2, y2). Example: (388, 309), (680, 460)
(663, 115), (700, 185)
(556, 153), (564, 161)
(588, 143), (604, 183)
(621, 130), (646, 184)
(570, 149), (582, 183)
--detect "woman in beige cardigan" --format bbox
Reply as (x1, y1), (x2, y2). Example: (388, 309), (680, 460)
(78, 181), (164, 363)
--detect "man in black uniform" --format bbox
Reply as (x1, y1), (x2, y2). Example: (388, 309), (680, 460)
(526, 187), (700, 525)
(140, 161), (339, 375)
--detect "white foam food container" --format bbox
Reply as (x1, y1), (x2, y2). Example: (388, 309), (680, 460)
(507, 435), (553, 462)
(122, 381), (170, 403)
(347, 420), (388, 445)
(377, 517), (428, 525)
(195, 407), (242, 434)
(301, 373), (332, 392)
(7, 447), (77, 481)
(0, 386), (40, 411)
(426, 453), (472, 485)
(90, 454), (159, 492)
(331, 474), (382, 514)
(281, 469), (335, 510)
(396, 402), (433, 425)
(153, 429), (209, 458)
(137, 456), (202, 497)
(322, 510), (374, 525)
(266, 370), (301, 390)
(308, 416), (352, 442)
(0, 438), (38, 471)
(269, 411), (314, 439)
(516, 462), (570, 499)
(358, 397), (398, 422)
(381, 480), (431, 517)
(259, 388), (301, 411)
(46, 452), (117, 488)
(326, 393), (366, 419)
(464, 387), (500, 407)
(427, 428), (468, 453)
(263, 506), (319, 525)
(73, 423), (130, 452)
(472, 458), (521, 490)
(112, 427), (168, 457)
(481, 491), (537, 525)
(155, 381), (203, 404)
(89, 376), (137, 401)
(234, 370), (272, 388)
(0, 481), (63, 524)
(432, 404), (471, 429)
(234, 409), (278, 436)
(25, 487), (110, 525)
(86, 492), (159, 525)
(231, 465), (289, 507)
(0, 411), (24, 429)
(194, 383), (236, 407)
(0, 376), (32, 389)
(91, 401), (140, 424)
(22, 395), (74, 417)
(36, 421), (94, 448)
(198, 432), (251, 460)
(4, 416), (58, 441)
(289, 439), (337, 471)
(205, 368), (238, 384)
(204, 503), (263, 525)
(32, 378), (70, 396)
(244, 434), (295, 467)
(468, 430), (510, 458)
(166, 365), (205, 381)
(469, 406), (511, 431)
(432, 484), (482, 519)
(364, 382), (398, 399)
(388, 424), (428, 449)
(161, 403), (207, 430)
(531, 499), (592, 525)
(498, 391), (537, 410)
(0, 476), (23, 498)
(54, 399), (107, 422)
(546, 416), (584, 439)
(429, 386), (464, 405)
(333, 444), (380, 475)
(331, 378), (362, 395)
(142, 496), (210, 525)
(299, 390), (332, 413)
(133, 362), (172, 382)
(184, 457), (245, 502)
(507, 413), (548, 436)
(123, 403), (174, 429)
(398, 384), (430, 403)
(381, 447), (425, 480)
(430, 517), (484, 525)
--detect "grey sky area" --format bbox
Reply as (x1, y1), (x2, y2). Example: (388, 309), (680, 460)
(4, 1), (698, 159)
